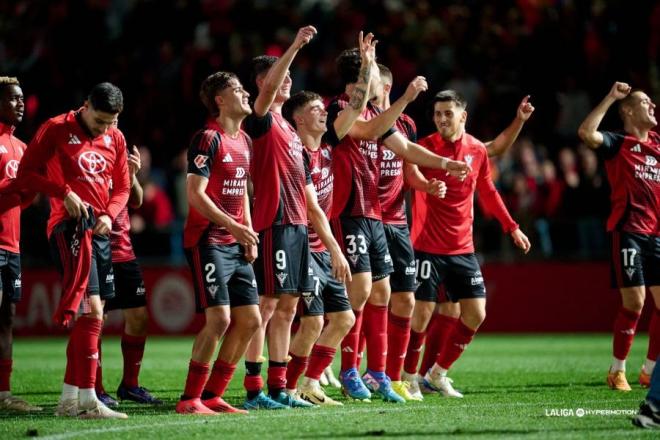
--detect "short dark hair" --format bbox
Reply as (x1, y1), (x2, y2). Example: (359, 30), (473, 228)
(618, 89), (645, 120)
(282, 91), (322, 128)
(431, 90), (467, 110)
(378, 64), (392, 85)
(251, 55), (278, 87)
(336, 48), (362, 85)
(200, 71), (238, 116)
(88, 82), (123, 114)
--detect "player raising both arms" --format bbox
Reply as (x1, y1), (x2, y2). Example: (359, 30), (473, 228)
(176, 72), (262, 415)
(578, 82), (660, 391)
(0, 77), (41, 412)
(409, 90), (530, 398)
(328, 50), (469, 403)
(13, 82), (131, 419)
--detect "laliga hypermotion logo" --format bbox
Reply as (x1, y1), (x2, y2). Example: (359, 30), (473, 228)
(5, 160), (19, 179)
(78, 151), (107, 174)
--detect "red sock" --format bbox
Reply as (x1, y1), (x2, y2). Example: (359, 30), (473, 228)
(121, 333), (146, 388)
(404, 330), (426, 375)
(363, 303), (388, 373)
(203, 359), (236, 398)
(420, 314), (458, 375)
(285, 353), (308, 390)
(340, 309), (362, 372)
(183, 359), (210, 399)
(244, 374), (264, 394)
(386, 312), (411, 381)
(0, 359), (11, 392)
(64, 336), (77, 386)
(436, 320), (476, 370)
(306, 345), (336, 380)
(72, 316), (103, 389)
(646, 308), (660, 361)
(95, 338), (104, 394)
(612, 306), (641, 360)
(267, 365), (287, 394)
(356, 331), (366, 370)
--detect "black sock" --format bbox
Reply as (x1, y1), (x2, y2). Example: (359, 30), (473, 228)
(200, 390), (216, 400)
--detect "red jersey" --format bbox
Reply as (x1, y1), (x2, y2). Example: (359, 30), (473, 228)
(379, 114), (417, 225)
(411, 132), (518, 255)
(304, 143), (334, 252)
(327, 95), (396, 220)
(0, 123), (26, 253)
(244, 111), (309, 231)
(111, 206), (135, 262)
(184, 119), (251, 247)
(600, 131), (660, 236)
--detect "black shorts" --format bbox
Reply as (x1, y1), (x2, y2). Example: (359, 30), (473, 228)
(255, 224), (314, 296)
(0, 249), (21, 303)
(301, 250), (351, 317)
(384, 224), (417, 293)
(105, 259), (147, 311)
(49, 229), (115, 301)
(414, 251), (486, 303)
(610, 231), (660, 289)
(186, 242), (259, 312)
(331, 217), (393, 280)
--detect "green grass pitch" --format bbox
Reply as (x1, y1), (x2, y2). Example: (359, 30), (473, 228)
(1, 334), (657, 439)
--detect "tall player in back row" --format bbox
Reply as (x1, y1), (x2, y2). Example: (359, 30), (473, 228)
(578, 82), (660, 391)
(328, 49), (469, 402)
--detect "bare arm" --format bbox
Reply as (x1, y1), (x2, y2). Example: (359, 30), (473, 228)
(403, 162), (446, 198)
(578, 82), (631, 149)
(485, 95), (535, 158)
(333, 31), (376, 141)
(127, 146), (143, 208)
(253, 26), (317, 117)
(383, 132), (470, 178)
(347, 76), (428, 140)
(305, 184), (351, 283)
(242, 186), (257, 262)
(187, 174), (259, 246)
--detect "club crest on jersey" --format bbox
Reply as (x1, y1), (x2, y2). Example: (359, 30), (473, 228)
(321, 148), (331, 159)
(625, 268), (635, 280)
(194, 154), (209, 169)
(276, 272), (288, 287)
(5, 160), (19, 179)
(645, 155), (657, 166)
(222, 153), (233, 163)
(464, 154), (473, 167)
(102, 135), (112, 148)
(321, 167), (330, 179)
(302, 291), (314, 308)
(78, 151), (107, 174)
(208, 285), (218, 298)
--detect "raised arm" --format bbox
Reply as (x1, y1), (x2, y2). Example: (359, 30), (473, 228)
(485, 95), (535, 157)
(127, 146), (143, 208)
(253, 25), (317, 117)
(578, 82), (631, 149)
(333, 31), (376, 141)
(348, 76), (428, 141)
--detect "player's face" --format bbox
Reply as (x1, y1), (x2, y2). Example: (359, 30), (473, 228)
(219, 78), (251, 117)
(433, 101), (467, 141)
(629, 91), (657, 128)
(82, 103), (119, 138)
(298, 99), (328, 135)
(0, 85), (24, 126)
(275, 71), (292, 103)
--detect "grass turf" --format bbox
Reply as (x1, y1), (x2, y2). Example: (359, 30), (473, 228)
(0, 334), (656, 439)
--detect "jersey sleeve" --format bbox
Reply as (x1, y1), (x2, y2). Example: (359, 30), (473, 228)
(401, 117), (417, 143)
(187, 130), (221, 178)
(104, 132), (130, 220)
(324, 100), (343, 147)
(243, 112), (273, 140)
(475, 152), (518, 234)
(599, 131), (625, 160)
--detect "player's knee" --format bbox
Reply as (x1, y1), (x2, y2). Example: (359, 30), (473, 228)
(392, 294), (415, 316)
(125, 308), (149, 334)
(335, 311), (356, 334)
(274, 303), (297, 323)
(623, 299), (644, 313)
(300, 316), (324, 338)
(462, 310), (486, 329)
(206, 309), (231, 336)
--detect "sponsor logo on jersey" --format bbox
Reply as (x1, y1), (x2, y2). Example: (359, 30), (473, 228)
(464, 154), (474, 167)
(405, 266), (417, 276)
(382, 149), (396, 161)
(194, 154), (209, 169)
(136, 286), (146, 296)
(78, 151), (107, 174)
(276, 272), (288, 287)
(68, 133), (81, 145)
(470, 272), (484, 286)
(222, 153), (233, 163)
(235, 167), (246, 178)
(630, 144), (642, 153)
(5, 159), (19, 179)
(105, 273), (114, 283)
(645, 155), (657, 166)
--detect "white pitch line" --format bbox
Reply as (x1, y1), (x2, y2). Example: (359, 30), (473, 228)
(37, 397), (642, 440)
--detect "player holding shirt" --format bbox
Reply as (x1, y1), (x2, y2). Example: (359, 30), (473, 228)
(175, 72), (262, 415)
(280, 31), (376, 406)
(11, 82), (130, 419)
(403, 95), (535, 399)
(328, 50), (469, 402)
(93, 143), (161, 407)
(578, 82), (660, 391)
(405, 90), (530, 398)
(0, 77), (41, 412)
